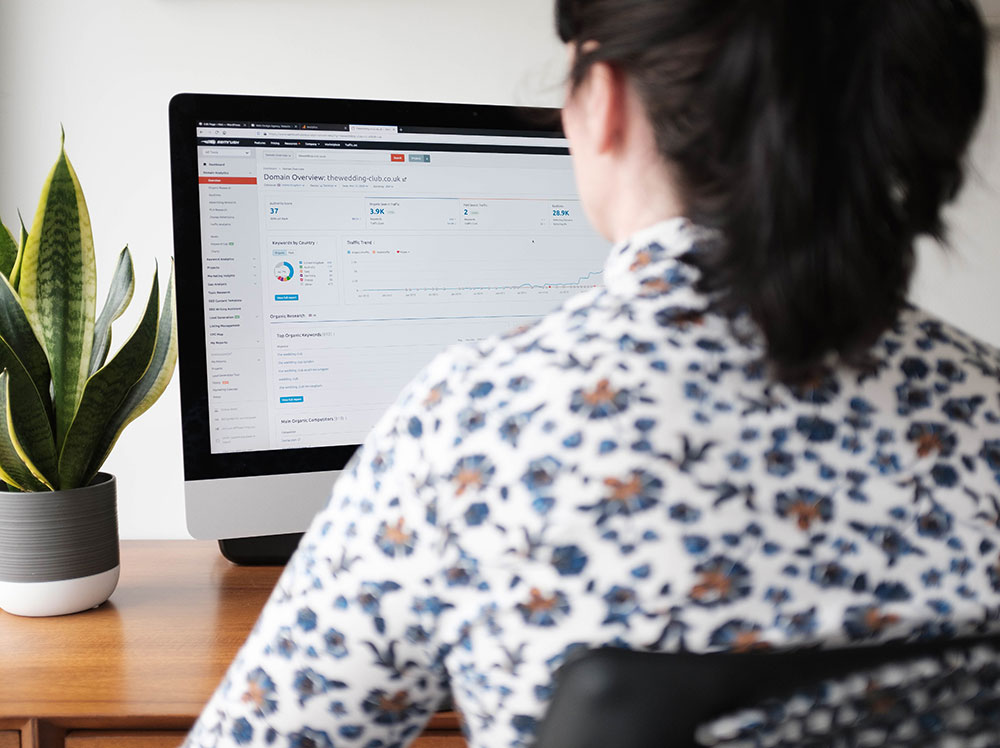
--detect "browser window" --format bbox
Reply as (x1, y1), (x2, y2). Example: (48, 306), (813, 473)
(195, 120), (609, 454)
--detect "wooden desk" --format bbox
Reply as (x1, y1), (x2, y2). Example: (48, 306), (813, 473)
(0, 541), (464, 748)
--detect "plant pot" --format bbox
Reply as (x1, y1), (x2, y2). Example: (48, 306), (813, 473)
(0, 473), (119, 617)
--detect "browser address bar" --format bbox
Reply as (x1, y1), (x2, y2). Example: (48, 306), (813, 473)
(197, 127), (566, 148)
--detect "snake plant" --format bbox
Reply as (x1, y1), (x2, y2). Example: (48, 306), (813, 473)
(0, 134), (177, 491)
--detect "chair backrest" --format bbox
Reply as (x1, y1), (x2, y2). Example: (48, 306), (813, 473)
(532, 636), (1000, 748)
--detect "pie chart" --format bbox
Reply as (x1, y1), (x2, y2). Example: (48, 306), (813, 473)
(274, 261), (294, 282)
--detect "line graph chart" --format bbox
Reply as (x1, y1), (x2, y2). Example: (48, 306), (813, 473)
(345, 234), (608, 304)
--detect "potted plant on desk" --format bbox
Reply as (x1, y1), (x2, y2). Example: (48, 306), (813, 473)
(0, 133), (177, 616)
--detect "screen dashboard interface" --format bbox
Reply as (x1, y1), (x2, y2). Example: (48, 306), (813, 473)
(196, 117), (609, 455)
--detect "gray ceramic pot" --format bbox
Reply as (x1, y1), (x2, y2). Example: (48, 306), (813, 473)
(0, 473), (119, 616)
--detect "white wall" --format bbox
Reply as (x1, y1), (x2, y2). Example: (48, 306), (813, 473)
(0, 0), (567, 539)
(0, 3), (997, 539)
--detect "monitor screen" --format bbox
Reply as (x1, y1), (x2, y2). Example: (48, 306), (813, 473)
(170, 94), (609, 539)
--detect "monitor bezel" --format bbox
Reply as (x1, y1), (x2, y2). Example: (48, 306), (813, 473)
(168, 92), (565, 482)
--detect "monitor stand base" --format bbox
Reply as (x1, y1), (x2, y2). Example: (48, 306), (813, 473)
(218, 533), (304, 565)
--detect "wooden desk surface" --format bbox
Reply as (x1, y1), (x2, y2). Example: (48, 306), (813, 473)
(0, 540), (461, 747)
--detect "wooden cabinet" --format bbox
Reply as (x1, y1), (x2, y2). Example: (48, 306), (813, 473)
(0, 541), (466, 748)
(65, 733), (185, 748)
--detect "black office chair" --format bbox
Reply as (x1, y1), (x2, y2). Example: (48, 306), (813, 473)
(533, 636), (1000, 748)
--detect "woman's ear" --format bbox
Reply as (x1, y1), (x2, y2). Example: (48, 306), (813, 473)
(584, 60), (627, 155)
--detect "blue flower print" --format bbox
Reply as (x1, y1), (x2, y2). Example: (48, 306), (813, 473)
(288, 727), (333, 748)
(988, 556), (1000, 591)
(580, 470), (663, 525)
(569, 378), (631, 419)
(508, 375), (533, 392)
(469, 381), (494, 399)
(907, 422), (957, 458)
(422, 380), (450, 409)
(457, 407), (487, 433)
(602, 585), (640, 626)
(896, 382), (932, 414)
(930, 463), (959, 487)
(230, 717), (253, 745)
(654, 305), (705, 330)
(361, 689), (422, 725)
(916, 506), (953, 539)
(551, 545), (588, 576)
(980, 440), (1000, 476)
(296, 607), (318, 632)
(269, 626), (297, 659)
(357, 581), (401, 634)
(774, 488), (833, 531)
(852, 523), (924, 565)
(464, 502), (490, 526)
(708, 620), (769, 652)
(449, 455), (495, 497)
(901, 356), (931, 380)
(499, 406), (541, 447)
(293, 668), (337, 706)
(517, 588), (571, 627)
(795, 415), (836, 442)
(809, 561), (854, 588)
(242, 667), (277, 717)
(521, 456), (562, 497)
(942, 396), (984, 424)
(324, 627), (348, 658)
(776, 607), (818, 638)
(375, 518), (417, 558)
(669, 503), (702, 523)
(444, 553), (479, 587)
(689, 556), (752, 607)
(843, 606), (902, 641)
(790, 374), (841, 405)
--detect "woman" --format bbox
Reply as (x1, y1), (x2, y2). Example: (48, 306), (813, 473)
(185, 2), (993, 746)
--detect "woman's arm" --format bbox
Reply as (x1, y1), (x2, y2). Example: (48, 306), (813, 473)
(183, 390), (452, 748)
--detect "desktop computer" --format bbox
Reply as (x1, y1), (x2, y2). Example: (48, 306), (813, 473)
(168, 93), (609, 563)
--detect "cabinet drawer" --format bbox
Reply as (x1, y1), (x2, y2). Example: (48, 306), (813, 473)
(412, 733), (466, 747)
(66, 732), (185, 748)
(0, 731), (17, 748)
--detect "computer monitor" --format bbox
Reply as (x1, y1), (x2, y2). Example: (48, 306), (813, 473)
(169, 93), (609, 558)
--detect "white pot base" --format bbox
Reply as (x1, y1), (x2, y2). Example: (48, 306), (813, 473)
(0, 565), (120, 617)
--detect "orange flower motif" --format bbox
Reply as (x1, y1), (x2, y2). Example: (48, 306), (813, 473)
(584, 379), (615, 406)
(691, 570), (733, 603)
(603, 475), (643, 506)
(864, 607), (901, 632)
(914, 432), (944, 458)
(788, 499), (824, 531)
(630, 250), (652, 271)
(423, 384), (446, 408)
(383, 518), (410, 546)
(730, 630), (771, 653)
(639, 277), (672, 295)
(378, 690), (411, 713)
(453, 468), (483, 496)
(242, 682), (266, 709)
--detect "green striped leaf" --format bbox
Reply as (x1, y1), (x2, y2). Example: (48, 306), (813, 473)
(0, 273), (53, 419)
(58, 272), (159, 489)
(20, 145), (97, 450)
(83, 264), (177, 484)
(0, 371), (50, 492)
(0, 222), (16, 280)
(9, 214), (27, 291)
(89, 246), (135, 376)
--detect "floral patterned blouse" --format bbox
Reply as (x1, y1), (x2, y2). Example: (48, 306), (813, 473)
(184, 218), (1000, 748)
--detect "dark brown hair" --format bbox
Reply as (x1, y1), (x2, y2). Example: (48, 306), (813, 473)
(557, 0), (987, 381)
